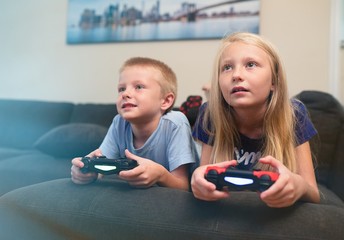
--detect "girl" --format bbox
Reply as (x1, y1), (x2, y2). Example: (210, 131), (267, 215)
(191, 32), (320, 208)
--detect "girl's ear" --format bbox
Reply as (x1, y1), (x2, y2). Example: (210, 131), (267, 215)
(161, 93), (175, 111)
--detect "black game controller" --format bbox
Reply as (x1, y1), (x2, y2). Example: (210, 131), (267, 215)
(80, 156), (138, 175)
(205, 166), (279, 192)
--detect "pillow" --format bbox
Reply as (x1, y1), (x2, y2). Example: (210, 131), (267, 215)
(34, 123), (108, 158)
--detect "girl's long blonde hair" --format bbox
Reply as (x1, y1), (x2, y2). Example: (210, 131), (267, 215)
(205, 32), (297, 172)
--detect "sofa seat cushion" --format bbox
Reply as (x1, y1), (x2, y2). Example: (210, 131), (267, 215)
(318, 184), (344, 207)
(0, 147), (38, 161)
(0, 178), (343, 240)
(34, 123), (108, 158)
(0, 152), (71, 195)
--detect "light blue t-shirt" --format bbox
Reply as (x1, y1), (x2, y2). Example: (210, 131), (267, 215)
(100, 111), (199, 172)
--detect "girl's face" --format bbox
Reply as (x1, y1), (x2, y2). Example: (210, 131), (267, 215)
(116, 66), (165, 124)
(218, 42), (274, 111)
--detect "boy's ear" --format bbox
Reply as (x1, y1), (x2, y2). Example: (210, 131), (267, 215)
(161, 93), (175, 111)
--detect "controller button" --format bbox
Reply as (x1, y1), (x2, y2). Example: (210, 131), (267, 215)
(208, 169), (218, 175)
(260, 174), (271, 181)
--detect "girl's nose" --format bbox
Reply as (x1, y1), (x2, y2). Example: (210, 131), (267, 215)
(232, 67), (243, 82)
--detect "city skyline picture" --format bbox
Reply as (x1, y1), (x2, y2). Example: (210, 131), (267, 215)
(66, 0), (260, 44)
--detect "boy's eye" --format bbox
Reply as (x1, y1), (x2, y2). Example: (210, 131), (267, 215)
(118, 87), (125, 93)
(135, 84), (144, 90)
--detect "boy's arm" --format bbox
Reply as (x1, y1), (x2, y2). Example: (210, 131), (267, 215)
(71, 149), (103, 184)
(156, 164), (190, 190)
(119, 149), (190, 191)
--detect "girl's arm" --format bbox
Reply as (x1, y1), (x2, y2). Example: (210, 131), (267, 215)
(199, 143), (213, 166)
(294, 142), (320, 202)
(191, 143), (236, 201)
(259, 142), (320, 207)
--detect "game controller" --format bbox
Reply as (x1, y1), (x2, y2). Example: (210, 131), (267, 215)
(80, 156), (138, 175)
(205, 166), (279, 192)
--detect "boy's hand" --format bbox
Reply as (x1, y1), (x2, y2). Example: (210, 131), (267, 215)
(191, 160), (237, 201)
(118, 149), (166, 188)
(70, 149), (102, 184)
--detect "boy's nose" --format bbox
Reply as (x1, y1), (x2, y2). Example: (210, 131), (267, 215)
(121, 89), (132, 99)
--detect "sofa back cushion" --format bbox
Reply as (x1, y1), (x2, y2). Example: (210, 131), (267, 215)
(33, 123), (108, 158)
(295, 91), (344, 186)
(70, 103), (117, 128)
(0, 99), (74, 149)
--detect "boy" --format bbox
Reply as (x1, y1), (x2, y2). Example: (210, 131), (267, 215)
(71, 57), (199, 191)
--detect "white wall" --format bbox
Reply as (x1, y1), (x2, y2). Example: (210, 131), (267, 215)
(1, 0), (342, 105)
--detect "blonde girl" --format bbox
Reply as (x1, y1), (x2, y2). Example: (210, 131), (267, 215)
(191, 32), (320, 207)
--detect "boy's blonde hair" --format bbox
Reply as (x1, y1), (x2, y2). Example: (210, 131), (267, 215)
(120, 57), (177, 112)
(206, 32), (297, 172)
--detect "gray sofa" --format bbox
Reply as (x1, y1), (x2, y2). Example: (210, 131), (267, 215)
(0, 91), (343, 240)
(0, 99), (117, 195)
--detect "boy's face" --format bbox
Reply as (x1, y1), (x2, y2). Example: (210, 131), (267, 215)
(117, 66), (166, 123)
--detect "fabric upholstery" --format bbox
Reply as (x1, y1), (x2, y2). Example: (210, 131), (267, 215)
(34, 123), (108, 158)
(0, 99), (116, 195)
(0, 178), (343, 240)
(0, 99), (73, 149)
(70, 103), (117, 128)
(295, 91), (344, 186)
(0, 92), (343, 239)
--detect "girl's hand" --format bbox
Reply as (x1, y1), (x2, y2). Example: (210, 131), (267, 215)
(118, 149), (167, 188)
(259, 156), (305, 208)
(70, 149), (102, 184)
(191, 160), (237, 201)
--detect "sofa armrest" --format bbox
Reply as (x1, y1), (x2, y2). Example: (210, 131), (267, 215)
(328, 124), (344, 200)
(1, 178), (343, 240)
(295, 91), (344, 187)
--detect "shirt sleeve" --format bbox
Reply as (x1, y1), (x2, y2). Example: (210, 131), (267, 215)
(99, 115), (121, 158)
(293, 99), (318, 145)
(165, 112), (200, 172)
(192, 103), (213, 145)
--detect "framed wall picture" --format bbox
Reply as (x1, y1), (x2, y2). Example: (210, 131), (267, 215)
(341, 0), (344, 47)
(66, 0), (260, 44)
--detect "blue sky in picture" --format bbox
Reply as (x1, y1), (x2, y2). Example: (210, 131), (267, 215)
(67, 0), (260, 27)
(66, 0), (260, 43)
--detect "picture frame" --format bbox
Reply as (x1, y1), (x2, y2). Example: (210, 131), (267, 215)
(341, 0), (344, 47)
(66, 0), (260, 44)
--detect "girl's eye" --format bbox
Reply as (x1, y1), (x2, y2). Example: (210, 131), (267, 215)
(246, 62), (257, 68)
(222, 64), (232, 71)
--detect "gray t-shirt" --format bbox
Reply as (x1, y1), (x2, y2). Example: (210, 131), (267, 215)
(100, 111), (199, 172)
